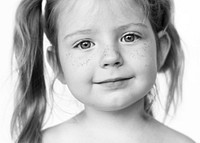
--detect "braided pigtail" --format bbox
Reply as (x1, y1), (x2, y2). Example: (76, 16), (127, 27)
(11, 0), (46, 143)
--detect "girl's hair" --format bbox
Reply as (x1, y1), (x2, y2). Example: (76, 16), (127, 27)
(11, 0), (184, 143)
(11, 0), (46, 143)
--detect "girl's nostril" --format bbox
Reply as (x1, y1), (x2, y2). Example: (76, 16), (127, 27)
(115, 62), (120, 65)
(104, 64), (109, 67)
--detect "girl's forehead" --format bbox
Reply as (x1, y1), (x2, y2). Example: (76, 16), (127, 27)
(57, 0), (148, 35)
(58, 0), (145, 21)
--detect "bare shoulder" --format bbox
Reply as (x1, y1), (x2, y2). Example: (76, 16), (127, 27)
(42, 117), (82, 143)
(150, 119), (195, 143)
(163, 127), (195, 143)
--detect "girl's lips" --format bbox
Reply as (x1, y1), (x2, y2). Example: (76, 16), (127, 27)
(93, 77), (133, 84)
(93, 77), (133, 89)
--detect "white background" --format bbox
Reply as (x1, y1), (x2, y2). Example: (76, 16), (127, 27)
(0, 0), (199, 142)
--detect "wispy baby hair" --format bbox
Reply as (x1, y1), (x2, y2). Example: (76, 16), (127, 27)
(11, 0), (184, 143)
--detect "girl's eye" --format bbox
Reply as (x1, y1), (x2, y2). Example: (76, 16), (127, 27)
(121, 33), (141, 43)
(74, 40), (95, 49)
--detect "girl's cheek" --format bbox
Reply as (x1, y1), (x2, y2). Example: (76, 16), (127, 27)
(129, 42), (156, 67)
(64, 51), (93, 68)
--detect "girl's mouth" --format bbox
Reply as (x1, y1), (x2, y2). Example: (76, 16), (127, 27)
(94, 77), (133, 84)
(93, 77), (133, 89)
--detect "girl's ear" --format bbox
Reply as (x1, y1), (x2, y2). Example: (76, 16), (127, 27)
(157, 31), (171, 71)
(46, 46), (67, 84)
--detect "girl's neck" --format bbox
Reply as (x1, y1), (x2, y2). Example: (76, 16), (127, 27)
(78, 98), (150, 132)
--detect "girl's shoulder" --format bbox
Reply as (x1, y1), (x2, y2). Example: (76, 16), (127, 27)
(42, 117), (82, 143)
(149, 119), (195, 143)
(161, 127), (195, 143)
(42, 116), (196, 143)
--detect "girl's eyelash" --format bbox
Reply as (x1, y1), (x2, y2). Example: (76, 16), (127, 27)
(73, 39), (95, 49)
(120, 32), (142, 43)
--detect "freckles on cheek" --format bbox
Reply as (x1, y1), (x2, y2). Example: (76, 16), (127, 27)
(129, 42), (156, 67)
(65, 52), (92, 68)
(130, 43), (148, 58)
(73, 57), (92, 67)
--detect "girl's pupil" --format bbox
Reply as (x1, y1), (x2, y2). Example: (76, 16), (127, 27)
(125, 34), (134, 42)
(81, 41), (91, 49)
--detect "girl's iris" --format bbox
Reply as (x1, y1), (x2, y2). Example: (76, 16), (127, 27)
(121, 33), (141, 43)
(74, 40), (95, 49)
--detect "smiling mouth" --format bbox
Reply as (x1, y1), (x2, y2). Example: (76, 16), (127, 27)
(93, 77), (133, 89)
(94, 77), (133, 84)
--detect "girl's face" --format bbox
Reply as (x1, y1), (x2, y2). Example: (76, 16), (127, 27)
(56, 0), (157, 111)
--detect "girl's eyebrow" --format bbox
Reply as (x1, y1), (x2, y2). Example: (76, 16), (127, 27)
(63, 22), (147, 40)
(64, 29), (95, 41)
(117, 22), (148, 31)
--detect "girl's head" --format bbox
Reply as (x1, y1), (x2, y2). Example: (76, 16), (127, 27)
(45, 0), (183, 112)
(12, 0), (184, 142)
(48, 0), (158, 111)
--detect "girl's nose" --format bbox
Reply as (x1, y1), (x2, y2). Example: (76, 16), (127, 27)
(99, 46), (124, 69)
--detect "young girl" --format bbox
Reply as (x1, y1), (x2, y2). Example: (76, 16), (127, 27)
(11, 0), (195, 143)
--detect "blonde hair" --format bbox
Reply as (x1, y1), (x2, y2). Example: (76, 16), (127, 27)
(11, 0), (184, 143)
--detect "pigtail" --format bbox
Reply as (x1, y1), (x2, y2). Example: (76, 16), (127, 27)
(161, 22), (184, 116)
(148, 0), (184, 117)
(155, 0), (184, 117)
(140, 0), (184, 118)
(11, 0), (46, 143)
